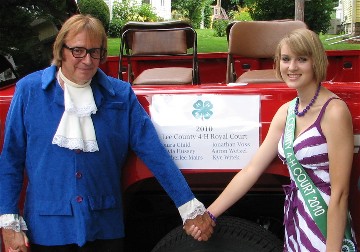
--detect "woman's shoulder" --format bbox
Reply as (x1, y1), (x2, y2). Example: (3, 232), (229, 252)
(323, 94), (350, 118)
(320, 95), (353, 146)
(321, 95), (352, 132)
(275, 101), (292, 119)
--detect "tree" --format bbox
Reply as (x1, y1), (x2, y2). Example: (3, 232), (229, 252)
(224, 0), (247, 11)
(108, 0), (159, 38)
(294, 0), (305, 21)
(244, 0), (334, 34)
(0, 0), (78, 77)
(78, 0), (110, 32)
(304, 0), (335, 34)
(172, 0), (213, 29)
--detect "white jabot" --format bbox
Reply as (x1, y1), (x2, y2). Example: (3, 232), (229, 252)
(52, 68), (99, 152)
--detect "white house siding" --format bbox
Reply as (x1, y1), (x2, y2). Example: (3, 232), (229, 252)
(342, 0), (353, 24)
(341, 0), (360, 34)
(335, 3), (343, 20)
(148, 0), (171, 20)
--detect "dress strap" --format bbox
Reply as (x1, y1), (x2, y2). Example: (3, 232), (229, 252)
(314, 97), (339, 125)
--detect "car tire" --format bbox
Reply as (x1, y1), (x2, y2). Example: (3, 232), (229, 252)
(151, 216), (283, 252)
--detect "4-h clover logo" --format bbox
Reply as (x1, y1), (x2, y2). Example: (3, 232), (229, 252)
(192, 100), (213, 120)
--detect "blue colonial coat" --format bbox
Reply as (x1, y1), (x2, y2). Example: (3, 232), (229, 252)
(0, 65), (194, 246)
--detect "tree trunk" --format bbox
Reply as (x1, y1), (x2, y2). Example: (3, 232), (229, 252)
(294, 0), (305, 21)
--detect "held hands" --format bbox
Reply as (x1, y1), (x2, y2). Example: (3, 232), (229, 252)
(183, 211), (216, 241)
(2, 229), (29, 252)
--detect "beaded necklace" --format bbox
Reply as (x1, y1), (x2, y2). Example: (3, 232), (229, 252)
(294, 83), (321, 117)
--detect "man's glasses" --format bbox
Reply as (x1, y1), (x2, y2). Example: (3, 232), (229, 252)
(63, 44), (106, 59)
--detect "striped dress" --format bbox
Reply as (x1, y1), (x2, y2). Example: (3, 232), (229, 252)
(278, 98), (357, 252)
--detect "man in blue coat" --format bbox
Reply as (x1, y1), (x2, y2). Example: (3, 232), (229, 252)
(0, 14), (214, 252)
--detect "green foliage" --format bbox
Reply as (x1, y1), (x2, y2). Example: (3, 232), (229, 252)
(138, 4), (159, 22)
(172, 0), (212, 29)
(78, 0), (110, 32)
(245, 0), (334, 34)
(212, 19), (230, 37)
(108, 0), (159, 37)
(203, 4), (212, 28)
(246, 0), (294, 21)
(0, 0), (78, 77)
(112, 0), (135, 23)
(304, 0), (334, 34)
(108, 18), (123, 38)
(221, 0), (246, 12)
(229, 7), (253, 21)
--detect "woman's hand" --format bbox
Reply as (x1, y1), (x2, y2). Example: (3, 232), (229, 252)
(183, 212), (216, 241)
(2, 229), (29, 252)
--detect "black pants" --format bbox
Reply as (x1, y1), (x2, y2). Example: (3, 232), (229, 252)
(30, 238), (124, 252)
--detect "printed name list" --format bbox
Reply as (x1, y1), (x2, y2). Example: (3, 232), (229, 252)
(150, 94), (260, 169)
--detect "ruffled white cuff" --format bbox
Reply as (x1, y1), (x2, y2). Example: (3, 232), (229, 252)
(178, 198), (206, 224)
(0, 214), (28, 232)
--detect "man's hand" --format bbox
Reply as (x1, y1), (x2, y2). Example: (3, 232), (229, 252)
(2, 229), (29, 252)
(183, 212), (216, 241)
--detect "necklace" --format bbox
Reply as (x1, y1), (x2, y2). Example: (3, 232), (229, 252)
(294, 83), (321, 117)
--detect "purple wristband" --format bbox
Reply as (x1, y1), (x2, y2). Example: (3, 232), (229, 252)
(207, 210), (217, 222)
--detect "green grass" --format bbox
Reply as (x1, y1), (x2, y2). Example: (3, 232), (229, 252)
(107, 37), (121, 56)
(196, 29), (228, 53)
(107, 29), (359, 56)
(320, 34), (360, 50)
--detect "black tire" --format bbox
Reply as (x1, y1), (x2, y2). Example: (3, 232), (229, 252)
(151, 216), (283, 252)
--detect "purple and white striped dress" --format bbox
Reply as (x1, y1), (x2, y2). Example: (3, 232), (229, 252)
(278, 97), (357, 252)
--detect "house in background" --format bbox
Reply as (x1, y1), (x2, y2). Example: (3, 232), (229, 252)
(340, 0), (360, 35)
(103, 0), (172, 21)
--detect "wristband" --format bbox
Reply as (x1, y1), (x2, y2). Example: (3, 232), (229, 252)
(207, 210), (217, 223)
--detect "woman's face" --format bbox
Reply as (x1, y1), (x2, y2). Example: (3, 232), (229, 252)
(61, 30), (102, 84)
(279, 43), (315, 89)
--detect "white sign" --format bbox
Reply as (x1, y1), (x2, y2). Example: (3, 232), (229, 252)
(150, 94), (260, 169)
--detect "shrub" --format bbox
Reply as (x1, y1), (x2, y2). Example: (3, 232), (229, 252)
(245, 0), (333, 34)
(172, 0), (212, 29)
(138, 4), (158, 22)
(108, 0), (160, 37)
(229, 7), (253, 21)
(203, 4), (212, 28)
(212, 19), (230, 37)
(78, 0), (110, 32)
(108, 18), (123, 38)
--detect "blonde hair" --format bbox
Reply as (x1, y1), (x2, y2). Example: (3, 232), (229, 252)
(274, 28), (328, 83)
(52, 14), (107, 67)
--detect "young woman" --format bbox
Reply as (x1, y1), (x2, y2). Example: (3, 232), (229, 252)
(186, 28), (357, 251)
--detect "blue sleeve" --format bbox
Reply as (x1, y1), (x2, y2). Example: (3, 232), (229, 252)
(127, 88), (195, 207)
(0, 81), (27, 214)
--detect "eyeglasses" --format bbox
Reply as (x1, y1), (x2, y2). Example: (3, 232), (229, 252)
(63, 44), (106, 59)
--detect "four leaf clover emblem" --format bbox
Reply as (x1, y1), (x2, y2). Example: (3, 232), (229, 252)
(192, 100), (213, 120)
